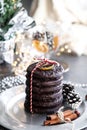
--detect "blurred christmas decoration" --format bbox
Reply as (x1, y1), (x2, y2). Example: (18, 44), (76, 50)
(56, 43), (78, 56)
(32, 30), (58, 53)
(12, 21), (81, 75)
(0, 0), (22, 41)
(12, 24), (59, 75)
(31, 24), (59, 58)
(0, 0), (35, 64)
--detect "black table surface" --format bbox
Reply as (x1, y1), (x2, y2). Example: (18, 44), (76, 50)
(0, 54), (87, 130)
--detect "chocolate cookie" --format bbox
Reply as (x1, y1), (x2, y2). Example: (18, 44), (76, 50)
(24, 60), (64, 114)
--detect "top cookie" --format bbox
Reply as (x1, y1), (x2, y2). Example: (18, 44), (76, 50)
(26, 61), (64, 80)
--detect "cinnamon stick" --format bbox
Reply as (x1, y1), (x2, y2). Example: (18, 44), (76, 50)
(65, 113), (78, 121)
(46, 109), (73, 120)
(44, 110), (80, 126)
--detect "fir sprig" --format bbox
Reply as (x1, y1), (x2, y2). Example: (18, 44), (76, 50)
(0, 0), (22, 41)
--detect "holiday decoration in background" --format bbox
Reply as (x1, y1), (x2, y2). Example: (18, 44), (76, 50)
(0, 0), (35, 64)
(0, 0), (22, 41)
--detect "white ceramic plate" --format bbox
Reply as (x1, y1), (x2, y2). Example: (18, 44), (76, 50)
(0, 85), (87, 130)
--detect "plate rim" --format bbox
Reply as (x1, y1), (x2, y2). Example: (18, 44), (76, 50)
(58, 60), (69, 73)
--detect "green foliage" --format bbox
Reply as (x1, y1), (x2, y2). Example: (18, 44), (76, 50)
(0, 0), (22, 41)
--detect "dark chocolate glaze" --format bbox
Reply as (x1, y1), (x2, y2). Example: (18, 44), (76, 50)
(26, 62), (64, 80)
(24, 97), (63, 114)
(24, 61), (64, 114)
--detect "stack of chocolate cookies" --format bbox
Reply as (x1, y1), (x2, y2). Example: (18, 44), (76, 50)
(24, 60), (64, 114)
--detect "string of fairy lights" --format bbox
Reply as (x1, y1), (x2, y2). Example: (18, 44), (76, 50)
(12, 40), (73, 75)
(57, 43), (72, 56)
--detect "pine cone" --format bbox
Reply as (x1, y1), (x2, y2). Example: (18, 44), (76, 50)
(62, 83), (82, 109)
(62, 83), (74, 99)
